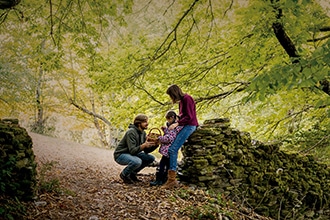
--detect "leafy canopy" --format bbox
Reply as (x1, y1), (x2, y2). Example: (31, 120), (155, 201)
(0, 0), (329, 146)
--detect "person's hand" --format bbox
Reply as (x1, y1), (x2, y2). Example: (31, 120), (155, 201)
(153, 139), (160, 146)
(146, 136), (152, 142)
(168, 122), (179, 130)
(141, 141), (154, 150)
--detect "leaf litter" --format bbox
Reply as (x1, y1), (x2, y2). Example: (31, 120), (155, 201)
(23, 133), (272, 220)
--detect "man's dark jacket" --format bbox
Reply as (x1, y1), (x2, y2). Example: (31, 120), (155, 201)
(114, 124), (146, 160)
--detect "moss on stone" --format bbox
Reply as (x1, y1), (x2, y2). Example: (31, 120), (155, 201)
(0, 118), (37, 201)
(180, 118), (330, 219)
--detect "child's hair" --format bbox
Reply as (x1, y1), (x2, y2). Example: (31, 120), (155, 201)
(165, 110), (177, 119)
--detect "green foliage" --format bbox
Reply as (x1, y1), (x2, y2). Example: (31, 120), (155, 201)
(0, 123), (37, 201)
(246, 39), (330, 104)
(37, 161), (61, 194)
(1, 0), (330, 148)
(29, 120), (56, 136)
(0, 122), (37, 219)
(0, 196), (26, 220)
(282, 123), (330, 164)
(176, 189), (232, 220)
(0, 156), (16, 194)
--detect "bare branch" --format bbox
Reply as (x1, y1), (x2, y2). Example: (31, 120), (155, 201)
(319, 26), (330, 32)
(181, 33), (253, 82)
(0, 97), (9, 104)
(195, 82), (248, 104)
(129, 0), (200, 81)
(200, 0), (215, 49)
(0, 10), (8, 25)
(49, 0), (56, 45)
(153, 0), (199, 61)
(69, 98), (111, 126)
(133, 83), (166, 106)
(223, 0), (233, 18)
(176, 14), (195, 59)
(264, 105), (313, 138)
(163, 0), (176, 16)
(299, 134), (330, 154)
(307, 34), (330, 42)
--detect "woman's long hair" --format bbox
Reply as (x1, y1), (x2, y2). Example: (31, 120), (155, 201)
(166, 84), (185, 103)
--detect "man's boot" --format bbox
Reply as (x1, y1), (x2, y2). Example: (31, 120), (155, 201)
(150, 171), (163, 186)
(161, 170), (179, 189)
(130, 172), (142, 182)
(120, 172), (134, 184)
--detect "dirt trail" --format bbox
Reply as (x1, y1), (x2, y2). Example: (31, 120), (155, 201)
(25, 133), (271, 220)
(30, 132), (155, 176)
(26, 133), (168, 220)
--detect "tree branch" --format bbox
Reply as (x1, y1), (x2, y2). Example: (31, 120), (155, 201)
(0, 97), (9, 104)
(49, 0), (56, 46)
(299, 134), (330, 154)
(272, 22), (299, 58)
(152, 0), (199, 61)
(223, 0), (233, 18)
(271, 0), (299, 59)
(133, 83), (166, 106)
(69, 98), (111, 126)
(0, 10), (8, 25)
(129, 0), (200, 81)
(264, 105), (313, 138)
(195, 82), (248, 104)
(307, 34), (330, 42)
(319, 26), (330, 32)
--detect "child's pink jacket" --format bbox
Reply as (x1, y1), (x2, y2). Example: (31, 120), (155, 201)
(158, 125), (183, 157)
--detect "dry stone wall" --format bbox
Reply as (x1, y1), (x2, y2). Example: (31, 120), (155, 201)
(0, 118), (37, 200)
(179, 118), (330, 219)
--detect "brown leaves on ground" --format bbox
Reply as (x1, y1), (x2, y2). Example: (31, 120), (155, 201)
(24, 160), (272, 220)
(21, 133), (272, 220)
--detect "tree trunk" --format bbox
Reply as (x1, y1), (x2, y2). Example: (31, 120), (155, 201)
(70, 98), (111, 148)
(271, 0), (329, 96)
(32, 65), (45, 133)
(91, 97), (109, 148)
(272, 22), (299, 59)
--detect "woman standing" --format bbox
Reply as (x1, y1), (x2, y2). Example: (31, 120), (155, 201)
(162, 85), (198, 189)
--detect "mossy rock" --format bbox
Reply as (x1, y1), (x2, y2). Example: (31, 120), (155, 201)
(0, 119), (37, 201)
(180, 118), (330, 219)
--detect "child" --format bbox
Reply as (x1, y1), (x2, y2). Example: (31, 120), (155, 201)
(150, 110), (183, 186)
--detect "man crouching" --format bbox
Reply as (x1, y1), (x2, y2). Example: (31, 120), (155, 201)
(114, 114), (158, 184)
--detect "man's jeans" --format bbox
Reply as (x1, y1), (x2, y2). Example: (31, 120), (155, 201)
(115, 152), (155, 176)
(168, 125), (196, 171)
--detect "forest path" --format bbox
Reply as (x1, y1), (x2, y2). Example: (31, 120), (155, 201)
(27, 132), (174, 220)
(31, 132), (155, 175)
(25, 133), (270, 220)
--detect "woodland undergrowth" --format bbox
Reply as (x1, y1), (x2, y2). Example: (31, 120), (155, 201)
(1, 160), (273, 220)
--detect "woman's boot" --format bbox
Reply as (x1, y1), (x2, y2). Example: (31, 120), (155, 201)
(161, 170), (179, 189)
